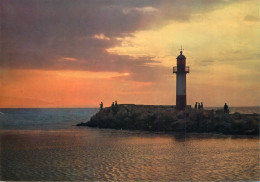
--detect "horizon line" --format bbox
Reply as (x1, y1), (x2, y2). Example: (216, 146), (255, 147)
(0, 105), (260, 109)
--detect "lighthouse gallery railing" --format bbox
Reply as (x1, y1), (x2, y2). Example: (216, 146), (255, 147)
(173, 66), (189, 73)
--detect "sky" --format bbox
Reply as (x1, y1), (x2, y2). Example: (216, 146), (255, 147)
(0, 0), (259, 108)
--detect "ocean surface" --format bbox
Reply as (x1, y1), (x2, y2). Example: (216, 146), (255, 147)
(0, 107), (259, 181)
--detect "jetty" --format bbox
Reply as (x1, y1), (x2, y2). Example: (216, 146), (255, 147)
(78, 50), (259, 136)
(77, 104), (259, 135)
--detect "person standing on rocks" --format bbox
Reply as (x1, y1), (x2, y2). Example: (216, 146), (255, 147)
(201, 102), (203, 109)
(198, 103), (201, 109)
(111, 102), (117, 113)
(115, 100), (119, 112)
(100, 102), (103, 110)
(195, 102), (198, 110)
(224, 103), (229, 113)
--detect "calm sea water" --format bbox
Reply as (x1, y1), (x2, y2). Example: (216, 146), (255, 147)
(0, 107), (259, 181)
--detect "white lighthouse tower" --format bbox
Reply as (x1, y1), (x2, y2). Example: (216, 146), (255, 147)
(173, 47), (189, 110)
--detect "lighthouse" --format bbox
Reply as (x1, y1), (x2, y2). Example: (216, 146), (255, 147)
(173, 48), (189, 110)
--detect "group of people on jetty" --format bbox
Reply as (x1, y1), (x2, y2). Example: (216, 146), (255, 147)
(194, 102), (229, 114)
(194, 102), (203, 110)
(100, 100), (119, 112)
(100, 101), (230, 114)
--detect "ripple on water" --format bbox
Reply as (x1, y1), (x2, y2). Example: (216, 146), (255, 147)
(0, 129), (259, 181)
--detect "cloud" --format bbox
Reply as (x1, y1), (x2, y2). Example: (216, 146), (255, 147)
(244, 15), (259, 22)
(93, 33), (110, 40)
(59, 57), (78, 62)
(199, 59), (215, 67)
(123, 6), (159, 14)
(0, 0), (239, 82)
(135, 6), (158, 13)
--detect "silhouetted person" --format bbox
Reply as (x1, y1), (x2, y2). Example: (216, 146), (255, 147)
(111, 102), (114, 108)
(195, 102), (198, 110)
(100, 101), (103, 110)
(115, 100), (119, 112)
(198, 103), (201, 109)
(224, 103), (229, 114)
(201, 102), (203, 109)
(111, 102), (116, 113)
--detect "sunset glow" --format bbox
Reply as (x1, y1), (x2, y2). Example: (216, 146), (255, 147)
(0, 0), (259, 108)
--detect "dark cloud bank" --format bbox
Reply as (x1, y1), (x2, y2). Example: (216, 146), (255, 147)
(1, 0), (237, 81)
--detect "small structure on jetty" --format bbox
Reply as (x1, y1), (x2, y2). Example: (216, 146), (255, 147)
(173, 47), (189, 110)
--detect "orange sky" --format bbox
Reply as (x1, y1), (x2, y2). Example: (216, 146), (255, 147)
(0, 0), (259, 108)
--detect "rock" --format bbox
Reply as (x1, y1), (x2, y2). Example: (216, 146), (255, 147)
(216, 109), (224, 114)
(77, 104), (259, 135)
(232, 112), (241, 120)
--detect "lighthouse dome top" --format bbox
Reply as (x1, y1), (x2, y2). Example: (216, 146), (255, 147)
(177, 50), (186, 60)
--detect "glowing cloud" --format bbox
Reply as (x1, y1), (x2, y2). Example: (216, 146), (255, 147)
(93, 33), (110, 40)
(59, 57), (78, 62)
(1, 0), (259, 108)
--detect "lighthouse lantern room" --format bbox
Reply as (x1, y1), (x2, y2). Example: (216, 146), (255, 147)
(173, 47), (189, 110)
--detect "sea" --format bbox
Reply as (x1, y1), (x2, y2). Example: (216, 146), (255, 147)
(0, 107), (259, 181)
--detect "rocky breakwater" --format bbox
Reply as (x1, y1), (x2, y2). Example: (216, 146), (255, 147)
(77, 104), (259, 135)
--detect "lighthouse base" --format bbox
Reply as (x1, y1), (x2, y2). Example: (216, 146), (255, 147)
(176, 95), (186, 110)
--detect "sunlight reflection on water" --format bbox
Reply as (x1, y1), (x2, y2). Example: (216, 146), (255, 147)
(1, 128), (259, 181)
